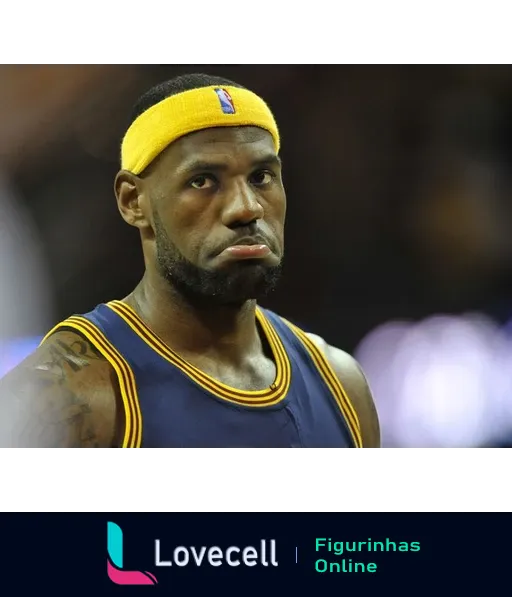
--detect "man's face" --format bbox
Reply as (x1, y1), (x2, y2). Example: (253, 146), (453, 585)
(146, 126), (286, 305)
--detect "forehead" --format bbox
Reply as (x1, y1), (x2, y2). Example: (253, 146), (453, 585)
(156, 126), (277, 172)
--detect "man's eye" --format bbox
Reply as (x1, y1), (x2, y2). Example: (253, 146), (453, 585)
(190, 175), (216, 189)
(250, 170), (275, 186)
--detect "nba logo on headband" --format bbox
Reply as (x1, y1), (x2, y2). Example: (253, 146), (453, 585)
(214, 88), (236, 114)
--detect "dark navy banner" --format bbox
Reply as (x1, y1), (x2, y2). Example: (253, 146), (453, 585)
(2, 513), (508, 596)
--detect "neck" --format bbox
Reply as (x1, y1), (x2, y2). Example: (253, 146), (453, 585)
(125, 271), (261, 359)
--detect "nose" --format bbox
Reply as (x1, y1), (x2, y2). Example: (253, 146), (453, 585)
(221, 179), (264, 228)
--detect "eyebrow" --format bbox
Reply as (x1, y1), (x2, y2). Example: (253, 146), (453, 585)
(180, 154), (282, 175)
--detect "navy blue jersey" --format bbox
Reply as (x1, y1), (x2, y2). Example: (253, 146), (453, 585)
(42, 301), (361, 448)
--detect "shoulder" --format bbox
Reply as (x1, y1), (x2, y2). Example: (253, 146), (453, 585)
(305, 332), (381, 448)
(0, 328), (118, 447)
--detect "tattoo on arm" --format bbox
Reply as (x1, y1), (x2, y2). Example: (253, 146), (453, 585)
(0, 332), (111, 448)
(41, 336), (103, 378)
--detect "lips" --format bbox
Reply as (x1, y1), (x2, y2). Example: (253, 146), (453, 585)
(217, 236), (272, 260)
(227, 236), (269, 249)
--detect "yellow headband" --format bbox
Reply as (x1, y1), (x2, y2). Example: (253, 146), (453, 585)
(121, 85), (280, 175)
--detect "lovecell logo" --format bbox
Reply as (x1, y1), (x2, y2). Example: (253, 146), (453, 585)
(107, 522), (158, 585)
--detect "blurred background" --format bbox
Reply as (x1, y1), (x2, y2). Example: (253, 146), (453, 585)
(1, 64), (512, 447)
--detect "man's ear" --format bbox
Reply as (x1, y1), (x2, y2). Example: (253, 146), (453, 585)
(114, 170), (151, 229)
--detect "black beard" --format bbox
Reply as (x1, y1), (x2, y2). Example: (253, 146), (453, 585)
(153, 213), (282, 306)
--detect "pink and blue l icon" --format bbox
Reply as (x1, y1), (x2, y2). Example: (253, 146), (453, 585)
(107, 522), (158, 585)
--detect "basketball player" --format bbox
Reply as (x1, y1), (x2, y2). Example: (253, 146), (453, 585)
(0, 74), (380, 448)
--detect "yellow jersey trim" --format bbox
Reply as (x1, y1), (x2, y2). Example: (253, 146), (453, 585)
(39, 316), (142, 448)
(282, 319), (363, 448)
(106, 300), (291, 407)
